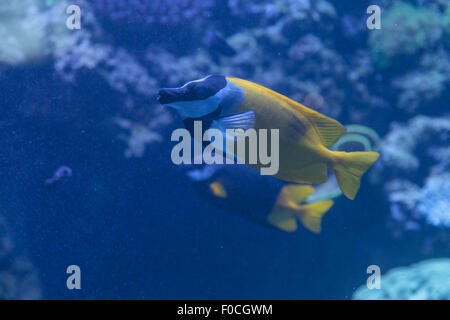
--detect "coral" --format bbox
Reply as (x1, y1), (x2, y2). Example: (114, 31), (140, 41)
(353, 259), (450, 300)
(53, 2), (159, 97)
(385, 179), (423, 234)
(0, 216), (41, 299)
(90, 0), (214, 26)
(364, 1), (450, 114)
(227, 0), (336, 25)
(368, 2), (444, 67)
(392, 49), (450, 113)
(144, 0), (387, 122)
(115, 110), (171, 158)
(288, 34), (324, 61)
(417, 173), (450, 227)
(0, 0), (70, 66)
(145, 47), (213, 88)
(377, 115), (450, 245)
(380, 116), (450, 173)
(1, 0), (171, 152)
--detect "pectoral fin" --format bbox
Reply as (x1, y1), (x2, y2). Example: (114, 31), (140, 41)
(209, 181), (228, 198)
(210, 110), (255, 132)
(267, 208), (298, 232)
(206, 111), (256, 162)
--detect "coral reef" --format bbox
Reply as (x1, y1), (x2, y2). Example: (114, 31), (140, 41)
(353, 259), (450, 300)
(115, 108), (171, 158)
(377, 116), (450, 245)
(90, 0), (214, 26)
(368, 1), (450, 114)
(368, 2), (444, 67)
(0, 0), (449, 298)
(380, 116), (450, 173)
(0, 0), (70, 66)
(0, 0), (170, 155)
(0, 216), (41, 299)
(144, 0), (387, 121)
(417, 173), (450, 227)
(392, 49), (450, 113)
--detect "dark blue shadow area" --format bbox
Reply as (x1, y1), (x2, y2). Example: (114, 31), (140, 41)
(0, 115), (412, 299)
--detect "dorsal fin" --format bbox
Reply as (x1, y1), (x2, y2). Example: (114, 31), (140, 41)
(307, 112), (347, 147)
(227, 77), (346, 146)
(295, 104), (347, 147)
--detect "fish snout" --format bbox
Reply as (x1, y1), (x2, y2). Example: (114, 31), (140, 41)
(157, 88), (179, 105)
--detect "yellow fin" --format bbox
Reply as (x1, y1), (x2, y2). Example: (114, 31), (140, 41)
(331, 151), (380, 200)
(296, 104), (347, 147)
(269, 185), (316, 232)
(268, 199), (333, 233)
(209, 182), (227, 198)
(267, 208), (298, 232)
(297, 200), (334, 234)
(276, 185), (315, 208)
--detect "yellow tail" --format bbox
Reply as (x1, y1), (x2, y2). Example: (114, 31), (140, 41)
(297, 200), (334, 233)
(330, 151), (380, 200)
(267, 184), (334, 233)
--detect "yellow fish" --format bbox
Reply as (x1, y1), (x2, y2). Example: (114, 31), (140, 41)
(158, 74), (380, 199)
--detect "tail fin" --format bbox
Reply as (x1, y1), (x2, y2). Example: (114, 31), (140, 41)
(331, 151), (380, 200)
(267, 185), (315, 232)
(267, 200), (333, 233)
(267, 184), (334, 233)
(297, 200), (333, 234)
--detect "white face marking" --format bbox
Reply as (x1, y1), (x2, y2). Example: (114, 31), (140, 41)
(166, 94), (221, 118)
(164, 78), (245, 119)
(215, 81), (245, 115)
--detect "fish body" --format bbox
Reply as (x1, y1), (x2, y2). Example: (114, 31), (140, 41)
(184, 162), (333, 233)
(182, 124), (379, 233)
(158, 75), (380, 200)
(225, 77), (340, 184)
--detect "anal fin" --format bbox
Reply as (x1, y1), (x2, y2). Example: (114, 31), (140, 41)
(267, 208), (298, 232)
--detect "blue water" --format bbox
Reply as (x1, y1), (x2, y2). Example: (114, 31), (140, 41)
(0, 0), (448, 299)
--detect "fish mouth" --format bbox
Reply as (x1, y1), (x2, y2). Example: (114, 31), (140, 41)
(157, 88), (181, 105)
(157, 87), (193, 105)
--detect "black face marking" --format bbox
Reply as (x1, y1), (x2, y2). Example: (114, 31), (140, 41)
(183, 105), (223, 136)
(157, 74), (226, 104)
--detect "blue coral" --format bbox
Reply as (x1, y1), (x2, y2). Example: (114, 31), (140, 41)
(417, 174), (450, 227)
(90, 0), (214, 26)
(369, 2), (444, 67)
(0, 216), (41, 299)
(353, 259), (450, 300)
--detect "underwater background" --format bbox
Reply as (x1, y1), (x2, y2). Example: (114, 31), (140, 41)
(0, 0), (449, 299)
